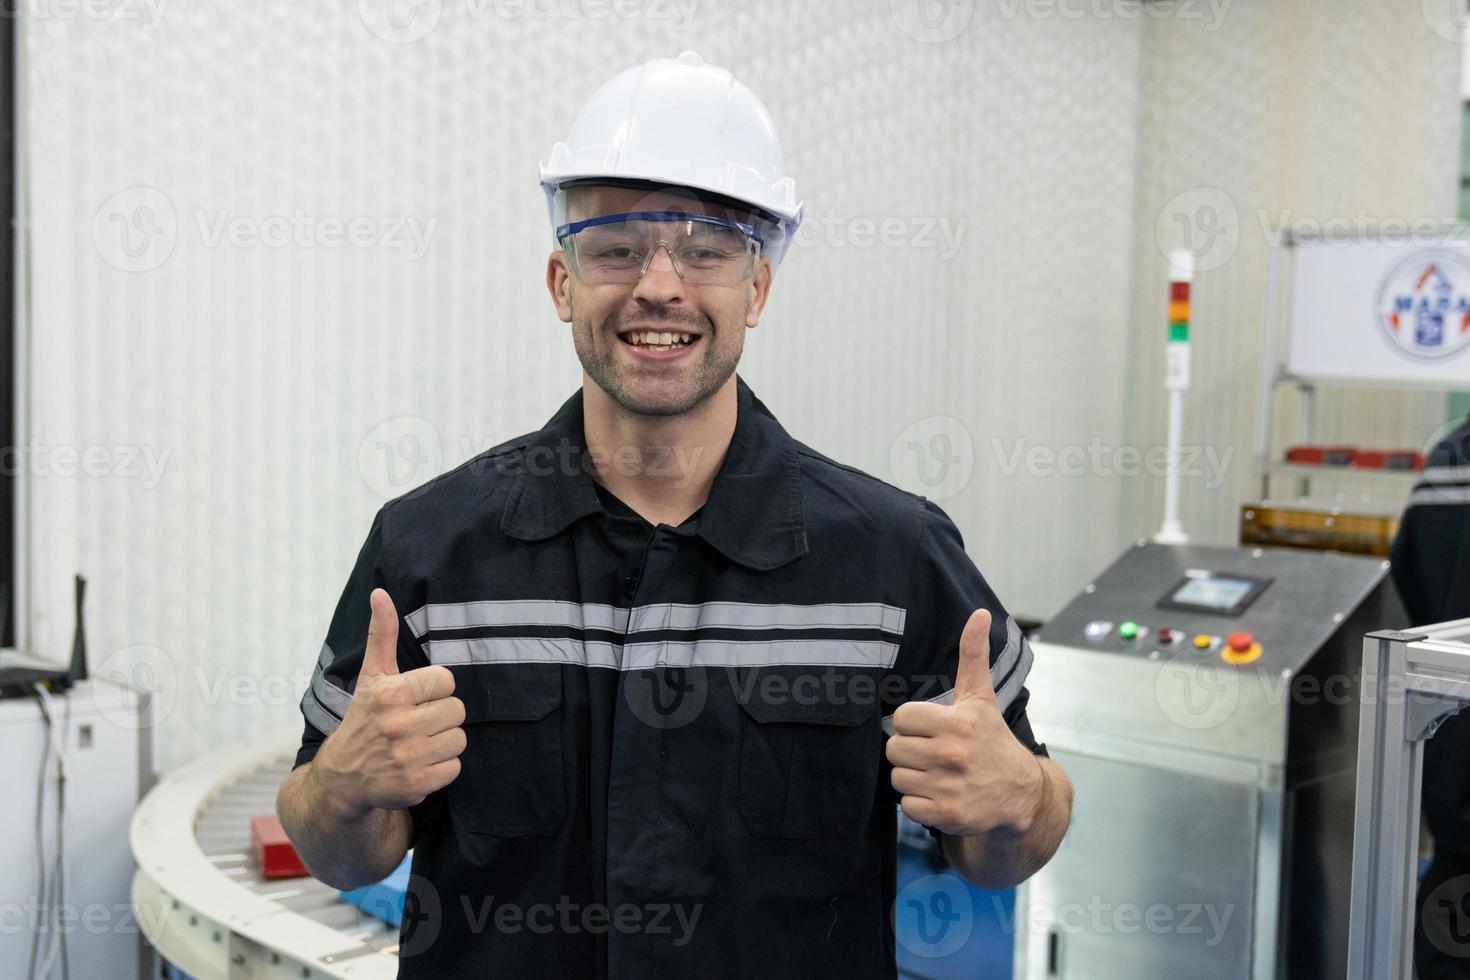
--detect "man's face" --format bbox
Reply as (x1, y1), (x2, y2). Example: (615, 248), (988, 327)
(547, 184), (774, 417)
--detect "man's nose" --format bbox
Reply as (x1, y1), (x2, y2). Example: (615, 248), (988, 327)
(633, 243), (685, 304)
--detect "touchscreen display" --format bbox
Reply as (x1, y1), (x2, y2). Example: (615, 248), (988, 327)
(1170, 576), (1255, 611)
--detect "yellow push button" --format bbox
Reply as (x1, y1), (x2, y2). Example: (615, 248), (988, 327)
(1192, 634), (1212, 650)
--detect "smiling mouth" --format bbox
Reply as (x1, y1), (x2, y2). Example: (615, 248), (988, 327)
(617, 328), (700, 352)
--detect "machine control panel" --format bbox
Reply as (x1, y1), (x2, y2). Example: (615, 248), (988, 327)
(1045, 543), (1394, 673)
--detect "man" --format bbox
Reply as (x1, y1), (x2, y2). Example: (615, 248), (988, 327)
(277, 50), (1072, 978)
(1395, 414), (1470, 977)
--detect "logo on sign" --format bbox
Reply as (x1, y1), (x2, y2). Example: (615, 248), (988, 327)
(1376, 250), (1470, 360)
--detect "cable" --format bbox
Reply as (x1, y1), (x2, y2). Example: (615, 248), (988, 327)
(56, 693), (70, 980)
(59, 694), (69, 980)
(30, 683), (68, 980)
(26, 684), (51, 980)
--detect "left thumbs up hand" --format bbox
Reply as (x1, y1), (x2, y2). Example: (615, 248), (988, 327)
(886, 608), (1047, 838)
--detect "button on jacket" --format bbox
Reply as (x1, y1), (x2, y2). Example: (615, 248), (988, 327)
(294, 374), (1046, 979)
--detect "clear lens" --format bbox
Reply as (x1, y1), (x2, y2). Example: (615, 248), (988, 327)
(561, 214), (760, 285)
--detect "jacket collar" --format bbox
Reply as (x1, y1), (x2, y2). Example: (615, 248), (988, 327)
(500, 374), (808, 571)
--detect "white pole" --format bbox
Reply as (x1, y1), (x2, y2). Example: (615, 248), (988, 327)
(1155, 249), (1192, 545)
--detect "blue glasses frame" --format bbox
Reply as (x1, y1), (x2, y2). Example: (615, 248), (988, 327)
(554, 210), (765, 244)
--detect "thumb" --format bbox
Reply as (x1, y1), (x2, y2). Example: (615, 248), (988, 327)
(952, 608), (996, 704)
(360, 587), (401, 678)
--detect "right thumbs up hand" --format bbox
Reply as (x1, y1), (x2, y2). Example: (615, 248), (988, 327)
(313, 588), (467, 816)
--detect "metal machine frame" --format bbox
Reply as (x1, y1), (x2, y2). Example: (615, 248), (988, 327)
(1348, 617), (1470, 978)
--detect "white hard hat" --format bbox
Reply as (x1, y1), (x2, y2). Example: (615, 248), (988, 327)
(540, 50), (803, 265)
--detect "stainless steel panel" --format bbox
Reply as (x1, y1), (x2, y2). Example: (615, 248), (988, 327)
(1017, 751), (1258, 979)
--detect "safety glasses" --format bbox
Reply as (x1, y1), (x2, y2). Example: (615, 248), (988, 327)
(555, 211), (763, 286)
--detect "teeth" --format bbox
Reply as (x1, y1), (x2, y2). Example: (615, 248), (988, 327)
(623, 330), (695, 347)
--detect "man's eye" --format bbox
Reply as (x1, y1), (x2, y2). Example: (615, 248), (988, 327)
(588, 245), (641, 260)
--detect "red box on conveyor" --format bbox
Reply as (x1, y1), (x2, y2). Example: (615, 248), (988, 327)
(1286, 445), (1359, 466)
(251, 814), (309, 879)
(1353, 450), (1424, 471)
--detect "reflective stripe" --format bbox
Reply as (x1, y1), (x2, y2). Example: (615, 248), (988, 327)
(311, 645), (353, 715)
(405, 600), (629, 638)
(406, 599), (904, 639)
(429, 637), (624, 670)
(987, 615), (1023, 687)
(410, 599), (906, 669)
(302, 687), (344, 735)
(880, 614), (1033, 736)
(303, 642), (353, 735)
(994, 633), (1034, 712)
(427, 636), (900, 670)
(1423, 465), (1470, 483)
(628, 601), (905, 634)
(1409, 484), (1470, 506)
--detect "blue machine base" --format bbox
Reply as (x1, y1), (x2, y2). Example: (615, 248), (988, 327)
(339, 853), (413, 928)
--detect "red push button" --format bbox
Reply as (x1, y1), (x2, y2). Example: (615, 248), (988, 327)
(1222, 631), (1263, 665)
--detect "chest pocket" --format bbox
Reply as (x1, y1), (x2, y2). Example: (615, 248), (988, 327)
(449, 665), (566, 837)
(736, 679), (882, 840)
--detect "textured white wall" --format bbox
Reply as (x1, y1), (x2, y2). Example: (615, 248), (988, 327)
(17, 1), (1457, 773)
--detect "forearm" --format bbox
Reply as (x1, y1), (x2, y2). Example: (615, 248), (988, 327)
(940, 757), (1072, 890)
(276, 761), (411, 890)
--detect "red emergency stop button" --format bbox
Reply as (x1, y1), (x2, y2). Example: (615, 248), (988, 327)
(1222, 630), (1262, 665)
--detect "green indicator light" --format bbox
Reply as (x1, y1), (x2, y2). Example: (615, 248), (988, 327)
(1168, 322), (1189, 342)
(1119, 621), (1138, 639)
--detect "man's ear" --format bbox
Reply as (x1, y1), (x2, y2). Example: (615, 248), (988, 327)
(547, 250), (574, 322)
(744, 256), (774, 329)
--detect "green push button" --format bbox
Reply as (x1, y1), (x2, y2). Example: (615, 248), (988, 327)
(1119, 621), (1139, 640)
